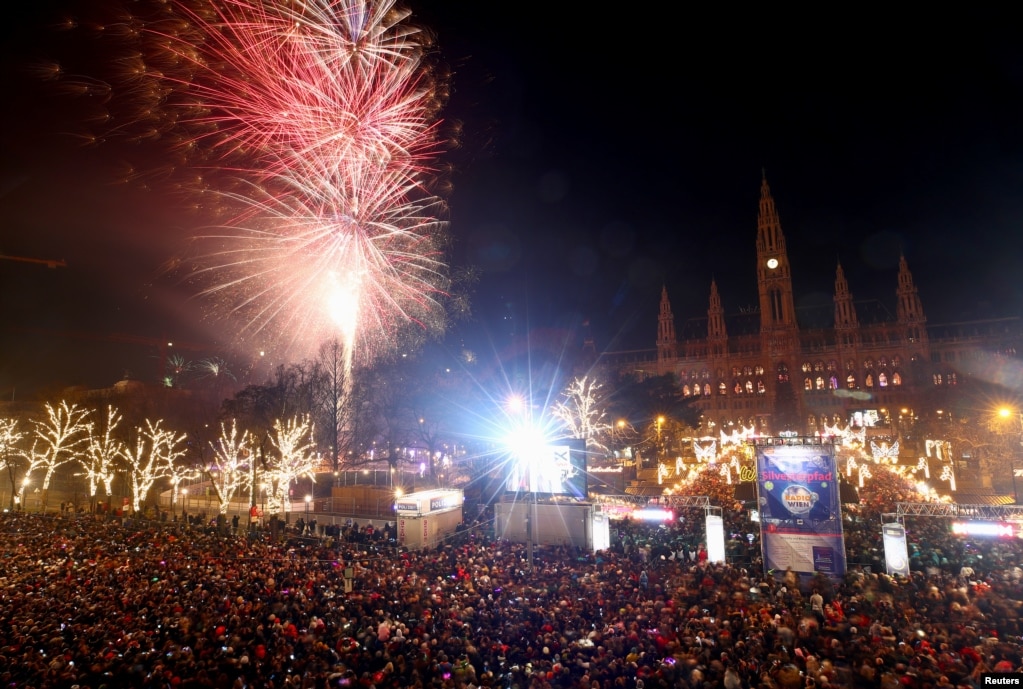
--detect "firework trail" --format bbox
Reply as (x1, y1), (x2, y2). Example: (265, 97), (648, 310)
(53, 0), (452, 368)
(172, 0), (451, 367)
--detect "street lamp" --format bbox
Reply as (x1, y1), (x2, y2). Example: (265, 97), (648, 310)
(998, 407), (1023, 503)
(304, 494), (312, 534)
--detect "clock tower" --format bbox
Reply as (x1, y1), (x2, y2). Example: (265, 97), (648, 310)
(756, 173), (798, 335)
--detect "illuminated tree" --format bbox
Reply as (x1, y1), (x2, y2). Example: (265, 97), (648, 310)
(82, 405), (125, 502)
(27, 401), (92, 511)
(121, 420), (187, 513)
(551, 376), (611, 452)
(205, 420), (253, 517)
(0, 418), (26, 510)
(259, 415), (318, 519)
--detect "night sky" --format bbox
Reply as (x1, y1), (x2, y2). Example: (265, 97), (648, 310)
(2, 2), (1022, 397)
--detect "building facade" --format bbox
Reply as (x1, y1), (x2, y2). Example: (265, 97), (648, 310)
(612, 177), (1022, 435)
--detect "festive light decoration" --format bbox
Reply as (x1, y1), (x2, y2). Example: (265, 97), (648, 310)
(916, 456), (930, 479)
(694, 439), (717, 462)
(82, 406), (125, 499)
(121, 420), (188, 513)
(550, 376), (610, 447)
(27, 401), (92, 511)
(869, 439), (900, 463)
(206, 420), (253, 516)
(259, 416), (318, 517)
(940, 463), (956, 492)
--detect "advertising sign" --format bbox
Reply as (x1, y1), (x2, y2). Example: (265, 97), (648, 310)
(756, 443), (846, 578)
(705, 514), (726, 564)
(882, 522), (911, 576)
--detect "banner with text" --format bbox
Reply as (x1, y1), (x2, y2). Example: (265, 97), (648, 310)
(756, 444), (846, 579)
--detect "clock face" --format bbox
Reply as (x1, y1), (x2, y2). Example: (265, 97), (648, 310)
(766, 258), (779, 269)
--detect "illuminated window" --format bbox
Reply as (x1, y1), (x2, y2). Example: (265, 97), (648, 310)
(846, 374), (856, 389)
(878, 372), (888, 387)
(702, 370), (710, 380)
(892, 372), (902, 386)
(879, 356), (889, 369)
(933, 374), (942, 385)
(816, 376), (825, 390)
(683, 384), (691, 396)
(948, 372), (957, 385)
(864, 359), (874, 370)
(865, 374), (874, 388)
(777, 363), (789, 382)
(757, 380), (766, 394)
(732, 367), (740, 377)
(892, 356), (901, 368)
(745, 380), (754, 394)
(804, 377), (813, 390)
(802, 362), (812, 373)
(719, 381), (727, 395)
(743, 366), (753, 376)
(829, 375), (839, 390)
(846, 359), (856, 371)
(827, 360), (837, 372)
(815, 361), (824, 372)
(704, 383), (712, 396)
(733, 380), (742, 394)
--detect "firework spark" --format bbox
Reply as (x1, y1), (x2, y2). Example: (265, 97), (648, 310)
(55, 0), (453, 367)
(153, 0), (452, 366)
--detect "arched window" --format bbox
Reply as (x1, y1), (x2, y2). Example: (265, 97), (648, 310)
(846, 359), (856, 371)
(733, 380), (742, 394)
(827, 360), (837, 372)
(757, 380), (766, 394)
(704, 383), (712, 396)
(892, 372), (902, 386)
(892, 356), (902, 368)
(804, 377), (813, 391)
(743, 366), (753, 376)
(864, 359), (875, 370)
(808, 414), (817, 427)
(814, 361), (825, 372)
(702, 370), (710, 380)
(846, 374), (857, 389)
(802, 362), (812, 373)
(732, 367), (740, 377)
(878, 372), (888, 387)
(948, 372), (958, 385)
(745, 380), (754, 394)
(879, 356), (889, 369)
(933, 374), (942, 386)
(777, 363), (789, 382)
(718, 381), (727, 395)
(816, 376), (825, 390)
(865, 373), (874, 388)
(829, 375), (839, 390)
(683, 384), (691, 396)
(717, 369), (725, 379)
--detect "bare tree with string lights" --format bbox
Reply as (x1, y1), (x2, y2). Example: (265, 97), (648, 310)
(259, 416), (318, 523)
(81, 405), (125, 507)
(0, 417), (26, 510)
(204, 419), (253, 523)
(121, 420), (187, 514)
(27, 401), (92, 511)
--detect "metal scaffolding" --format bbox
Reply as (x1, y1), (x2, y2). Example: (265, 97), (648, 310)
(896, 502), (1023, 520)
(664, 495), (711, 508)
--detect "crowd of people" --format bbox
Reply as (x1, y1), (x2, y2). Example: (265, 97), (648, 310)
(1, 505), (1023, 689)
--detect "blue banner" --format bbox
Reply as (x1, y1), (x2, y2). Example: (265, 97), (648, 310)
(756, 444), (846, 579)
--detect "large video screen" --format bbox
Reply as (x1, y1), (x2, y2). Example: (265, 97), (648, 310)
(505, 438), (587, 498)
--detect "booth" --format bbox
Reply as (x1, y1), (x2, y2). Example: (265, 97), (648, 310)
(394, 489), (464, 550)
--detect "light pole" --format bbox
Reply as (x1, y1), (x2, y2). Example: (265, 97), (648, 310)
(19, 477), (29, 511)
(304, 494), (312, 534)
(998, 407), (1023, 503)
